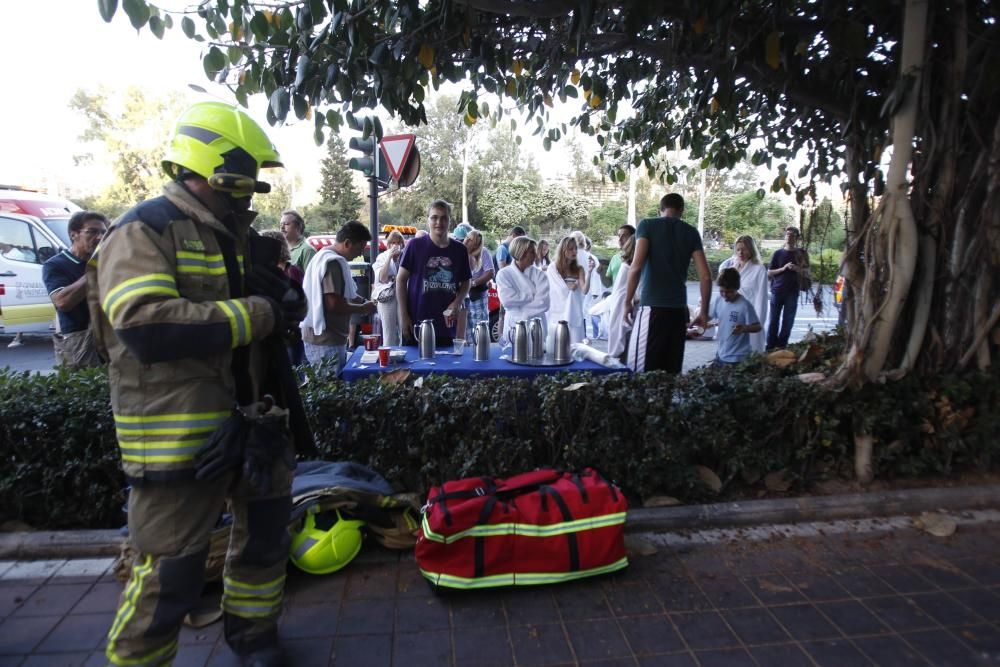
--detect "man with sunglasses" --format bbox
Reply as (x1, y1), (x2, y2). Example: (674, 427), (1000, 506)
(42, 210), (108, 368)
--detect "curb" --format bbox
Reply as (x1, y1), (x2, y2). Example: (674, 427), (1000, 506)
(3, 485), (999, 561)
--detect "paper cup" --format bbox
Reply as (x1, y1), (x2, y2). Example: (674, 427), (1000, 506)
(452, 338), (465, 355)
(378, 346), (391, 366)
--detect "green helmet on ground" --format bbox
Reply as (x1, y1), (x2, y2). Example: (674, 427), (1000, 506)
(289, 507), (365, 575)
(162, 101), (282, 196)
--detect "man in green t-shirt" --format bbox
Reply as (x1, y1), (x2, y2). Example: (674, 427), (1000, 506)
(623, 194), (712, 373)
(607, 224), (635, 284)
(281, 209), (316, 272)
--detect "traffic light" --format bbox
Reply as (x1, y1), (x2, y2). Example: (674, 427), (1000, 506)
(348, 135), (377, 176)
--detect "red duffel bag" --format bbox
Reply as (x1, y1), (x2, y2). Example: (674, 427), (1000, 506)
(415, 468), (628, 589)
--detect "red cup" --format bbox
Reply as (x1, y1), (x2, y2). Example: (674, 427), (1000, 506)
(364, 334), (381, 351)
(378, 346), (391, 367)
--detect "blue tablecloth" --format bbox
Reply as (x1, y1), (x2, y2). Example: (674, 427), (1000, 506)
(340, 344), (627, 382)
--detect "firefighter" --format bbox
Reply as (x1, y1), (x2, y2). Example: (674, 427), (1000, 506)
(89, 101), (307, 667)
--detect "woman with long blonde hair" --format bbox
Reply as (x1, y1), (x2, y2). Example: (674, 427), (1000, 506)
(546, 236), (588, 344)
(718, 234), (768, 352)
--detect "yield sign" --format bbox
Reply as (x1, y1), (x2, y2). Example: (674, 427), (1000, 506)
(379, 134), (416, 182)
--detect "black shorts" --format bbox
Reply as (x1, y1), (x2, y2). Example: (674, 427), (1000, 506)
(627, 306), (688, 373)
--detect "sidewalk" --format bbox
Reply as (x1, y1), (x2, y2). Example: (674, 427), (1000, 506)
(3, 514), (999, 666)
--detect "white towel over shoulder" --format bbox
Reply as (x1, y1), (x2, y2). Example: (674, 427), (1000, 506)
(301, 248), (356, 336)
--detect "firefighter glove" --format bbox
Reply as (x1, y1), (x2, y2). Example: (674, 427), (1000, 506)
(243, 413), (297, 494)
(195, 412), (248, 481)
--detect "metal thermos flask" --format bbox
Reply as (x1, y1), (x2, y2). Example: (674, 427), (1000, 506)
(416, 319), (436, 359)
(473, 321), (491, 361)
(512, 320), (529, 363)
(552, 320), (572, 363)
(528, 318), (544, 360)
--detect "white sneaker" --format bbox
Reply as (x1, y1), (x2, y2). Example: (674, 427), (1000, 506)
(7, 336), (23, 348)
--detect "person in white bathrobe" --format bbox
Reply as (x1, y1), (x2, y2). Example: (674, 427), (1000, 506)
(718, 235), (769, 353)
(495, 236), (550, 345)
(547, 236), (588, 345)
(607, 234), (637, 360)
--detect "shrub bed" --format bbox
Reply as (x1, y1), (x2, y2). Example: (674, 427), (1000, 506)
(2, 339), (998, 530)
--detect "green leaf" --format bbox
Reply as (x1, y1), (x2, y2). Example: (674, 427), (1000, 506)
(122, 0), (151, 29)
(98, 0), (118, 23)
(228, 46), (243, 65)
(269, 87), (290, 123)
(563, 85), (578, 98)
(249, 12), (269, 40)
(181, 16), (196, 38)
(292, 93), (308, 120)
(203, 46), (226, 79)
(148, 15), (165, 39)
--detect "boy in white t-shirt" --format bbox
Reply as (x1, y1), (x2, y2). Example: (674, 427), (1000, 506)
(709, 268), (762, 364)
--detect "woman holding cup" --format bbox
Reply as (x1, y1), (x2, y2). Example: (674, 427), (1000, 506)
(496, 236), (550, 346)
(372, 230), (405, 345)
(462, 229), (495, 343)
(546, 236), (588, 344)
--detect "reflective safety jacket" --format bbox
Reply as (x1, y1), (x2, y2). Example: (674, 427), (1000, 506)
(88, 182), (277, 484)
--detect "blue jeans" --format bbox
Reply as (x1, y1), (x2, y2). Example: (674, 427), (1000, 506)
(303, 342), (347, 375)
(767, 290), (798, 349)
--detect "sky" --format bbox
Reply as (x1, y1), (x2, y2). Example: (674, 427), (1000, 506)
(0, 1), (580, 205)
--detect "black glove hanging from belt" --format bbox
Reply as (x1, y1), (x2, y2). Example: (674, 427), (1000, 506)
(195, 404), (297, 494)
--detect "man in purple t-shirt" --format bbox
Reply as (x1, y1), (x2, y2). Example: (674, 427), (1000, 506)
(766, 226), (810, 349)
(397, 199), (472, 346)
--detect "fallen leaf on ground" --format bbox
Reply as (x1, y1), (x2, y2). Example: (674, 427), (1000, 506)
(563, 382), (589, 392)
(758, 578), (795, 593)
(798, 344), (823, 364)
(624, 535), (658, 556)
(767, 350), (797, 368)
(764, 470), (792, 492)
(913, 512), (957, 537)
(695, 465), (722, 493)
(643, 495), (682, 508)
(796, 372), (826, 384)
(381, 369), (412, 385)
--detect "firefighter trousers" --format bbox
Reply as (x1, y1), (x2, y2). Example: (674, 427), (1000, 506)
(106, 464), (293, 666)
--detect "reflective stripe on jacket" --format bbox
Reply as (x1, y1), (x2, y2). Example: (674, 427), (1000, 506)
(88, 182), (276, 483)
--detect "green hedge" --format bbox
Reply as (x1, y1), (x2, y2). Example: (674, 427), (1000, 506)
(2, 341), (998, 529)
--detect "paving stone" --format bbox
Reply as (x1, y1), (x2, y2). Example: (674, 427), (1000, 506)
(50, 560), (113, 584)
(785, 571), (849, 602)
(13, 585), (90, 618)
(617, 615), (683, 656)
(691, 648), (755, 667)
(336, 599), (395, 636)
(908, 562), (978, 591)
(451, 625), (513, 667)
(669, 611), (738, 650)
(947, 588), (1000, 623)
(564, 619), (630, 660)
(330, 633), (392, 667)
(802, 639), (874, 666)
(951, 623), (1000, 655)
(178, 621), (223, 645)
(829, 568), (895, 598)
(19, 653), (92, 666)
(0, 615), (62, 654)
(278, 602), (338, 639)
(815, 600), (890, 637)
(903, 628), (983, 667)
(636, 653), (696, 667)
(35, 614), (111, 653)
(0, 656), (22, 667)
(285, 571), (348, 607)
(68, 583), (121, 616)
(696, 577), (758, 610)
(499, 588), (559, 626)
(720, 608), (790, 645)
(0, 562), (64, 586)
(509, 624), (574, 667)
(343, 565), (398, 601)
(393, 630), (452, 666)
(552, 584), (613, 622)
(953, 558), (1000, 586)
(395, 596), (450, 633)
(649, 576), (712, 613)
(908, 591), (984, 627)
(746, 643), (814, 666)
(395, 567), (430, 598)
(448, 594), (506, 628)
(864, 596), (937, 632)
(740, 575), (805, 606)
(603, 584), (662, 617)
(768, 604), (840, 641)
(0, 563), (15, 580)
(171, 643), (214, 667)
(577, 659), (636, 667)
(282, 637), (334, 667)
(0, 585), (38, 619)
(867, 565), (936, 595)
(852, 634), (930, 666)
